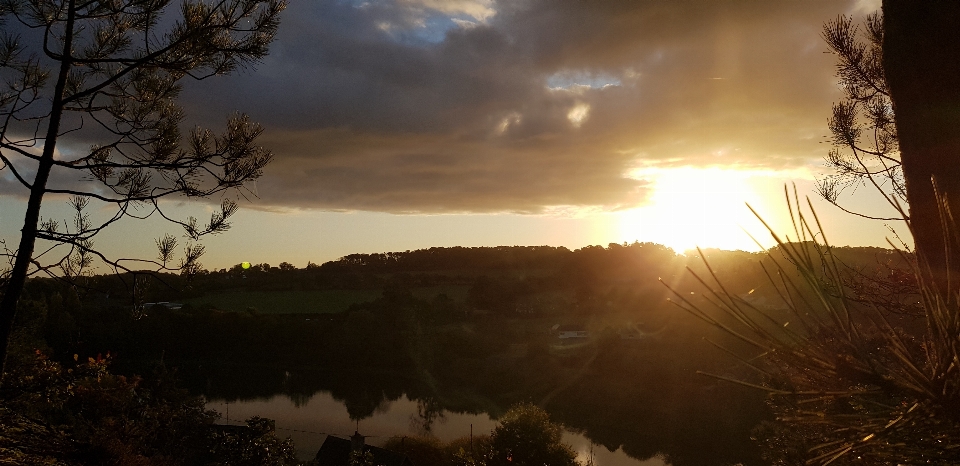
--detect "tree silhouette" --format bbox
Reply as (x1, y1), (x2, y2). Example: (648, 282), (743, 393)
(671, 5), (960, 464)
(818, 13), (902, 221)
(819, 3), (960, 288)
(882, 1), (960, 287)
(488, 403), (580, 466)
(0, 0), (285, 380)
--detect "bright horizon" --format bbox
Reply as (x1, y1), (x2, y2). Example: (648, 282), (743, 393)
(0, 163), (907, 272)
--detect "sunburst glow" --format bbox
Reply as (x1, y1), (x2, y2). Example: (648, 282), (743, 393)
(618, 166), (807, 253)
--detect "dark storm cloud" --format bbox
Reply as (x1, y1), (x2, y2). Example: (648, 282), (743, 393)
(174, 0), (873, 213)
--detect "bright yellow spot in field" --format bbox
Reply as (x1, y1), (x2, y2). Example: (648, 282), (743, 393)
(241, 261), (251, 269)
(618, 166), (800, 253)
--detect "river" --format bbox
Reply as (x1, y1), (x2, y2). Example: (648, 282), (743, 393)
(207, 392), (669, 465)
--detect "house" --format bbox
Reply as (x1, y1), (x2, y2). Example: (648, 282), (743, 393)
(315, 432), (414, 466)
(555, 324), (588, 339)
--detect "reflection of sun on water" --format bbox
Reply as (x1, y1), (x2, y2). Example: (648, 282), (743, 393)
(618, 166), (802, 253)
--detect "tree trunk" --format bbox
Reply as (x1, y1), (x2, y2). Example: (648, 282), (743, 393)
(883, 1), (960, 291)
(0, 1), (75, 383)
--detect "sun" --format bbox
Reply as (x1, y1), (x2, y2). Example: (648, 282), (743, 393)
(617, 166), (791, 253)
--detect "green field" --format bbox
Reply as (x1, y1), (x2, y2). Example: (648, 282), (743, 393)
(184, 289), (383, 314)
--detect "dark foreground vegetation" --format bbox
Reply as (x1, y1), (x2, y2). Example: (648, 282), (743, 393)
(1, 243), (915, 465)
(0, 349), (298, 465)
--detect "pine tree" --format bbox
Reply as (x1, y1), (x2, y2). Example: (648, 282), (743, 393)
(0, 0), (285, 381)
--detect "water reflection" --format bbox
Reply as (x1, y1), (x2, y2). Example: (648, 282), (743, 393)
(207, 392), (667, 466)
(411, 398), (446, 436)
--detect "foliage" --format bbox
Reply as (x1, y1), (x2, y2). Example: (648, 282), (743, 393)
(668, 190), (960, 465)
(0, 350), (295, 465)
(0, 0), (284, 276)
(382, 435), (449, 466)
(667, 9), (960, 464)
(2, 350), (207, 464)
(207, 416), (297, 466)
(347, 449), (378, 466)
(377, 410), (579, 466)
(376, 434), (495, 466)
(15, 243), (886, 464)
(448, 435), (492, 466)
(817, 13), (903, 220)
(487, 403), (580, 466)
(184, 289), (384, 314)
(0, 0), (285, 380)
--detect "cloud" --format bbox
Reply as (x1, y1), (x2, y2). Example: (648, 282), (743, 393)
(167, 0), (865, 214)
(400, 0), (496, 22)
(253, 128), (650, 213)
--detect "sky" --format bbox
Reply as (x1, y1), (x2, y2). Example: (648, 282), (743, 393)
(0, 0), (908, 271)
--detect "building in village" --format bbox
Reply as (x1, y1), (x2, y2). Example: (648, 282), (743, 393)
(314, 431), (414, 466)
